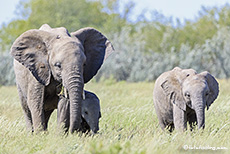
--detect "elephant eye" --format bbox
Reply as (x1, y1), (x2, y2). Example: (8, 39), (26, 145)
(205, 92), (209, 96)
(84, 111), (88, 115)
(54, 62), (61, 68)
(185, 92), (190, 98)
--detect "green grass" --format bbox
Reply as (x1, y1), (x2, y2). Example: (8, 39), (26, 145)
(0, 80), (229, 154)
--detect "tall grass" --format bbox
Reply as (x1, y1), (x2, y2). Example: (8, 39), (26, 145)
(0, 80), (229, 154)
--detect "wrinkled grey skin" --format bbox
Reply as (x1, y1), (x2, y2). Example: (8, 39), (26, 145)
(153, 67), (219, 132)
(57, 90), (101, 134)
(11, 24), (114, 133)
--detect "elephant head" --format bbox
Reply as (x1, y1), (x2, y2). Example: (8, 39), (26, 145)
(11, 24), (114, 133)
(161, 67), (219, 129)
(57, 90), (101, 134)
(81, 91), (101, 133)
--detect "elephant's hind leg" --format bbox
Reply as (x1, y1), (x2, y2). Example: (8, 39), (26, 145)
(157, 116), (174, 132)
(154, 101), (174, 131)
(165, 122), (174, 132)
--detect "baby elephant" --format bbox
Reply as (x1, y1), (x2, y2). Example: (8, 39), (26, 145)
(57, 90), (101, 134)
(153, 67), (219, 132)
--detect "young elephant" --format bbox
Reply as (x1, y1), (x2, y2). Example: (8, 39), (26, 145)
(57, 90), (101, 134)
(153, 67), (219, 132)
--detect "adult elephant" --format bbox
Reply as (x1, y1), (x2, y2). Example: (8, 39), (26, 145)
(11, 24), (114, 133)
(153, 67), (219, 132)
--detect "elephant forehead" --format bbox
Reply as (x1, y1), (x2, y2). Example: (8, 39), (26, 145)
(183, 76), (207, 89)
(82, 100), (100, 110)
(42, 26), (70, 37)
(52, 39), (83, 54)
(53, 27), (70, 36)
(187, 75), (204, 81)
(181, 69), (197, 76)
(39, 24), (71, 38)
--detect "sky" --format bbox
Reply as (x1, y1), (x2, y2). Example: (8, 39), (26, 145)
(0, 0), (230, 26)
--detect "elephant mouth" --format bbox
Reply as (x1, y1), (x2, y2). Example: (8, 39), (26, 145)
(81, 117), (90, 132)
(58, 86), (85, 100)
(186, 101), (193, 109)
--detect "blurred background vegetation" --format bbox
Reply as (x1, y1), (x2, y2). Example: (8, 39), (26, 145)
(1, 0), (230, 85)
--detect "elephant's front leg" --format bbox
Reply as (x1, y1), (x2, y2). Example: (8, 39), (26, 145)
(21, 101), (33, 131)
(173, 104), (187, 131)
(17, 85), (33, 131)
(27, 80), (46, 132)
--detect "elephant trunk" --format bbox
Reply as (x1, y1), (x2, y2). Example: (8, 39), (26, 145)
(64, 66), (84, 133)
(90, 122), (99, 134)
(194, 100), (205, 129)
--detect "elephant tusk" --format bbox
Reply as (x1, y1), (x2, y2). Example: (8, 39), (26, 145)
(64, 88), (68, 98)
(58, 85), (69, 99)
(58, 85), (64, 96)
(82, 90), (85, 100)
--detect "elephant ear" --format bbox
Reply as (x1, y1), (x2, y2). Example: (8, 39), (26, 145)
(161, 75), (186, 111)
(11, 29), (52, 86)
(71, 28), (115, 83)
(200, 71), (219, 110)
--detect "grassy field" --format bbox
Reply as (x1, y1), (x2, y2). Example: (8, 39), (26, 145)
(0, 79), (229, 154)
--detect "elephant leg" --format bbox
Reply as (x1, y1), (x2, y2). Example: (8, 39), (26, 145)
(22, 103), (33, 131)
(156, 113), (174, 132)
(187, 111), (197, 131)
(154, 102), (174, 132)
(157, 116), (174, 131)
(27, 82), (46, 132)
(44, 109), (54, 129)
(57, 96), (70, 132)
(17, 86), (33, 131)
(166, 123), (174, 132)
(158, 117), (167, 130)
(21, 97), (33, 131)
(173, 104), (187, 131)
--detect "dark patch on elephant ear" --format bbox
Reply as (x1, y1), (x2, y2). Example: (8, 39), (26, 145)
(71, 28), (115, 83)
(11, 29), (52, 86)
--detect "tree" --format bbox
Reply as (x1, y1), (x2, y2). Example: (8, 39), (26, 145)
(0, 0), (116, 53)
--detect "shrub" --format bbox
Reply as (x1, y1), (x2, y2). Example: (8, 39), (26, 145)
(0, 52), (15, 85)
(96, 26), (230, 82)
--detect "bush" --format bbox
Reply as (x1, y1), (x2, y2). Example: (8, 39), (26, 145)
(96, 26), (230, 82)
(0, 52), (15, 85)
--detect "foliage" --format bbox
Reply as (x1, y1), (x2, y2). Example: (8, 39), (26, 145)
(0, 81), (229, 153)
(96, 26), (230, 81)
(26, 0), (108, 31)
(0, 20), (29, 52)
(0, 0), (132, 52)
(0, 52), (15, 86)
